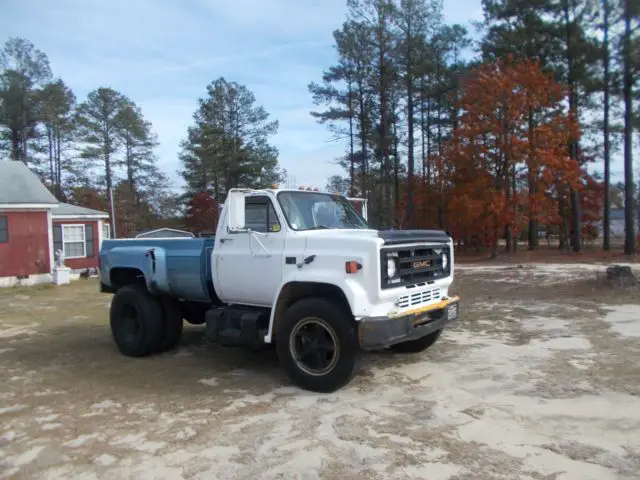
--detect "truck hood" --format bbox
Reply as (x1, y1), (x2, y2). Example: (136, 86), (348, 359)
(301, 228), (451, 246)
(377, 229), (451, 245)
(300, 229), (380, 249)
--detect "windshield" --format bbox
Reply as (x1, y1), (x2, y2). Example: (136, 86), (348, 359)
(277, 191), (369, 231)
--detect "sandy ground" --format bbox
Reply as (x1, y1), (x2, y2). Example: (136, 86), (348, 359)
(1, 264), (639, 479)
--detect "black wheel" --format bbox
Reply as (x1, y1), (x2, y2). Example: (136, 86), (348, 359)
(276, 298), (357, 393)
(155, 297), (183, 353)
(109, 285), (164, 357)
(389, 329), (443, 353)
(182, 302), (207, 325)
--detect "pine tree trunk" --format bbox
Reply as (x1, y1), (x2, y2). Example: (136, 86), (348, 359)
(504, 137), (513, 253)
(380, 61), (392, 227)
(10, 126), (21, 162)
(426, 95), (432, 184)
(419, 75), (426, 226)
(527, 112), (538, 250)
(21, 92), (28, 163)
(622, 0), (636, 255)
(55, 127), (62, 199)
(391, 93), (400, 226)
(47, 125), (55, 187)
(405, 18), (415, 228)
(559, 193), (568, 250)
(358, 83), (368, 201)
(406, 88), (415, 227)
(513, 164), (518, 253)
(104, 123), (115, 236)
(127, 137), (135, 196)
(602, 0), (611, 251)
(562, 0), (581, 254)
(348, 81), (355, 197)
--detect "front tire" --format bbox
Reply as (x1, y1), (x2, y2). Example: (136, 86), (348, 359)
(276, 298), (357, 393)
(389, 328), (443, 353)
(110, 285), (164, 357)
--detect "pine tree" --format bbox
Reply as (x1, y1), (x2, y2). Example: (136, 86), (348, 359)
(347, 0), (398, 228)
(76, 87), (129, 233)
(309, 20), (376, 198)
(0, 37), (52, 165)
(115, 100), (160, 200)
(395, 0), (442, 227)
(178, 78), (284, 202)
(39, 79), (76, 198)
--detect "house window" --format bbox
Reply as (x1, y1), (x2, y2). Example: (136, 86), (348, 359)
(62, 225), (86, 258)
(0, 216), (7, 243)
(53, 223), (95, 259)
(103, 223), (111, 239)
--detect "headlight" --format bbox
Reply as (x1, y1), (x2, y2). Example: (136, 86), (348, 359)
(387, 258), (397, 278)
(442, 253), (448, 270)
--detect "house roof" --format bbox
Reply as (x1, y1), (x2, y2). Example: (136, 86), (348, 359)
(609, 208), (625, 220)
(601, 208), (640, 221)
(0, 161), (58, 206)
(134, 228), (194, 238)
(53, 202), (109, 218)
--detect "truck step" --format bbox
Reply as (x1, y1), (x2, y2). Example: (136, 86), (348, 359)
(205, 306), (270, 349)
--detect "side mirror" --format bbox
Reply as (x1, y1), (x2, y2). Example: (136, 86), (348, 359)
(226, 190), (246, 232)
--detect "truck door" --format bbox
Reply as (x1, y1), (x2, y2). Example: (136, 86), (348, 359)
(215, 195), (285, 306)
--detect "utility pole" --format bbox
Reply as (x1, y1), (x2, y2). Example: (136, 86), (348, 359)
(109, 187), (117, 239)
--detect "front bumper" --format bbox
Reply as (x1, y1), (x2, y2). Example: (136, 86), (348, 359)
(357, 296), (460, 350)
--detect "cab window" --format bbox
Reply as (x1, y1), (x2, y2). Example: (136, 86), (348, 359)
(245, 197), (281, 233)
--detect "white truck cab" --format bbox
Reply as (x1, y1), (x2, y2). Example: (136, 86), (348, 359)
(211, 187), (459, 390)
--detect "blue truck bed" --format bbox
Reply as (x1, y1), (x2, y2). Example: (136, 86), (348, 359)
(99, 237), (217, 303)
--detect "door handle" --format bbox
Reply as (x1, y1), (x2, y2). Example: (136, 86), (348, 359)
(220, 238), (233, 244)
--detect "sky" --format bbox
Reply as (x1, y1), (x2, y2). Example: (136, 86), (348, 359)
(0, 0), (486, 192)
(0, 0), (628, 193)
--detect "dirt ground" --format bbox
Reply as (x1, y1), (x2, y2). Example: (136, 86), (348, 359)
(1, 263), (639, 480)
(455, 244), (640, 265)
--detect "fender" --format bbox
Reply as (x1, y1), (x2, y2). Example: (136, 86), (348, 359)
(263, 271), (370, 344)
(102, 245), (171, 295)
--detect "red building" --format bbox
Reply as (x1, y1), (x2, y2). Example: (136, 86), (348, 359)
(0, 161), (109, 287)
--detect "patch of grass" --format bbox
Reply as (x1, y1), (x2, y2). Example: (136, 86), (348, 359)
(0, 282), (56, 296)
(0, 279), (107, 327)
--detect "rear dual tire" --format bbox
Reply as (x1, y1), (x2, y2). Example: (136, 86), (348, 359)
(110, 285), (183, 357)
(156, 296), (183, 352)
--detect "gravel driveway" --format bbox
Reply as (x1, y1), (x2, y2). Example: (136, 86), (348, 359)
(1, 263), (639, 479)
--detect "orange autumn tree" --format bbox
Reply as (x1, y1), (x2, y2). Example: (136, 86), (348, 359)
(441, 57), (582, 256)
(184, 192), (220, 233)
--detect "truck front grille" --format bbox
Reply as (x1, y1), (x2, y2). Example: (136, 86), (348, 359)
(396, 287), (442, 309)
(380, 245), (450, 289)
